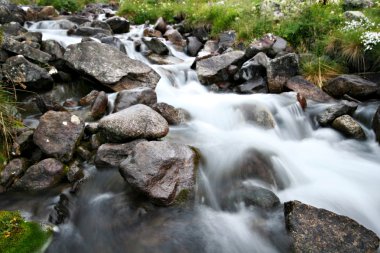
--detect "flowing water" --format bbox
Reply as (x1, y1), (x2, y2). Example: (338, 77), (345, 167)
(1, 19), (379, 253)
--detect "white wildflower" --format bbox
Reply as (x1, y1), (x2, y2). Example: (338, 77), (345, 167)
(361, 32), (380, 51)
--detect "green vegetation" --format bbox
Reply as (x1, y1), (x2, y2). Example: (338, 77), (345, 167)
(0, 211), (51, 253)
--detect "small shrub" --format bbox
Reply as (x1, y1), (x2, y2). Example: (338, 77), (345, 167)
(37, 0), (80, 12)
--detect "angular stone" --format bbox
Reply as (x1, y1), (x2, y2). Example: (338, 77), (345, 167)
(267, 53), (299, 93)
(142, 37), (169, 55)
(64, 42), (160, 91)
(41, 40), (65, 60)
(187, 36), (203, 57)
(1, 22), (27, 36)
(119, 141), (197, 205)
(332, 115), (366, 140)
(33, 111), (85, 162)
(284, 200), (379, 253)
(106, 16), (130, 34)
(1, 37), (52, 63)
(286, 76), (333, 102)
(98, 104), (169, 143)
(152, 102), (190, 125)
(164, 28), (186, 47)
(91, 91), (108, 119)
(100, 36), (126, 54)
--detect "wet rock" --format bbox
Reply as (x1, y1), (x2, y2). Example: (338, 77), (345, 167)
(199, 40), (218, 56)
(332, 115), (366, 140)
(41, 40), (65, 60)
(67, 27), (112, 37)
(106, 16), (129, 34)
(0, 158), (28, 189)
(237, 77), (267, 94)
(99, 104), (169, 143)
(85, 122), (99, 135)
(267, 53), (299, 93)
(95, 140), (143, 168)
(142, 37), (169, 55)
(85, 20), (112, 31)
(67, 161), (84, 183)
(245, 33), (276, 59)
(80, 90), (99, 106)
(152, 102), (190, 125)
(91, 91), (108, 119)
(90, 133), (102, 150)
(76, 145), (92, 161)
(237, 104), (275, 129)
(1, 22), (27, 36)
(146, 54), (184, 65)
(323, 75), (379, 100)
(0, 48), (9, 62)
(297, 93), (307, 111)
(40, 19), (77, 30)
(49, 193), (70, 225)
(225, 184), (280, 210)
(164, 28), (186, 47)
(11, 129), (34, 157)
(32, 95), (66, 113)
(100, 36), (126, 54)
(285, 76), (333, 102)
(12, 158), (65, 191)
(317, 101), (358, 126)
(154, 17), (167, 34)
(2, 55), (53, 90)
(1, 37), (52, 63)
(196, 50), (245, 84)
(372, 106), (380, 144)
(114, 87), (157, 112)
(119, 141), (197, 205)
(218, 30), (236, 49)
(284, 200), (379, 253)
(187, 36), (203, 57)
(33, 111), (85, 162)
(64, 42), (160, 91)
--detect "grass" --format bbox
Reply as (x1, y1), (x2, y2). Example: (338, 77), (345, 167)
(0, 211), (51, 253)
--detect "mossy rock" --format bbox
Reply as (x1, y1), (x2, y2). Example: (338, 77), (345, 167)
(0, 210), (51, 253)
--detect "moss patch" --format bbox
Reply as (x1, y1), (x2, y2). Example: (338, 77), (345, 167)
(0, 211), (51, 253)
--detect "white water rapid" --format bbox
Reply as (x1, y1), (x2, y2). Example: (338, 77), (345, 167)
(22, 20), (380, 253)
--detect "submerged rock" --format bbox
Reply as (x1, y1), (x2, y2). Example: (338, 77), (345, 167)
(67, 26), (112, 37)
(98, 104), (169, 143)
(236, 104), (275, 129)
(119, 141), (197, 205)
(284, 200), (379, 253)
(33, 111), (85, 162)
(12, 158), (65, 191)
(332, 115), (366, 140)
(64, 42), (160, 91)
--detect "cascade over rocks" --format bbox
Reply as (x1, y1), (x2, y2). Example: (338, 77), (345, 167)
(119, 141), (197, 205)
(63, 41), (160, 91)
(114, 87), (157, 112)
(317, 100), (358, 126)
(12, 158), (65, 191)
(67, 26), (112, 37)
(33, 111), (85, 162)
(284, 200), (379, 253)
(332, 115), (366, 140)
(98, 104), (169, 142)
(2, 55), (54, 90)
(372, 106), (380, 144)
(323, 74), (379, 100)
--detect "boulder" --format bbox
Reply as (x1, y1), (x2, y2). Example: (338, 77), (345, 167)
(0, 4), (25, 24)
(1, 37), (52, 63)
(85, 20), (112, 31)
(67, 27), (112, 37)
(284, 200), (379, 253)
(285, 76), (333, 102)
(14, 32), (42, 45)
(119, 141), (197, 205)
(12, 158), (65, 191)
(187, 36), (203, 57)
(344, 10), (366, 20)
(91, 91), (108, 119)
(245, 33), (276, 58)
(64, 42), (160, 91)
(343, 0), (373, 9)
(143, 28), (162, 38)
(142, 37), (169, 55)
(80, 90), (99, 106)
(372, 106), (380, 144)
(38, 6), (58, 19)
(271, 36), (288, 55)
(2, 55), (53, 90)
(152, 102), (190, 125)
(196, 50), (245, 84)
(106, 16), (130, 34)
(41, 40), (65, 60)
(332, 115), (366, 140)
(100, 36), (126, 54)
(33, 111), (85, 162)
(95, 140), (143, 168)
(67, 16), (91, 25)
(0, 158), (28, 189)
(235, 53), (268, 81)
(0, 48), (9, 62)
(98, 104), (169, 142)
(0, 22), (27, 36)
(164, 28), (186, 47)
(154, 17), (167, 34)
(67, 161), (84, 183)
(323, 75), (379, 100)
(267, 53), (299, 93)
(218, 30), (236, 49)
(114, 87), (157, 112)
(317, 101), (358, 126)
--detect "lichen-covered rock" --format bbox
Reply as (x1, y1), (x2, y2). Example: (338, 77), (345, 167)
(64, 42), (160, 91)
(284, 200), (379, 253)
(0, 22), (27, 36)
(98, 104), (169, 142)
(119, 141), (197, 205)
(114, 87), (157, 112)
(33, 111), (85, 162)
(12, 158), (65, 191)
(332, 115), (366, 140)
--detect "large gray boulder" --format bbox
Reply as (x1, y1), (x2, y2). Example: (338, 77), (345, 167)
(267, 53), (299, 93)
(33, 111), (85, 162)
(196, 50), (245, 84)
(12, 158), (65, 191)
(372, 106), (380, 144)
(63, 42), (160, 91)
(284, 200), (379, 253)
(98, 104), (169, 143)
(41, 40), (65, 60)
(332, 115), (366, 140)
(106, 16), (130, 34)
(323, 75), (379, 100)
(285, 76), (333, 102)
(2, 55), (54, 90)
(114, 87), (157, 112)
(119, 141), (197, 205)
(317, 101), (358, 126)
(1, 37), (52, 63)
